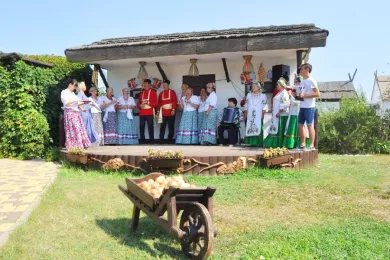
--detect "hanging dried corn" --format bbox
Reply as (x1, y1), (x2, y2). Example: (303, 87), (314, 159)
(258, 63), (265, 86)
(92, 65), (99, 88)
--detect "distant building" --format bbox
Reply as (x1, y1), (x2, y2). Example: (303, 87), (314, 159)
(371, 74), (390, 116)
(317, 81), (357, 112)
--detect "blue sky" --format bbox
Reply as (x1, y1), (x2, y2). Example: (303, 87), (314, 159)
(2, 0), (389, 97)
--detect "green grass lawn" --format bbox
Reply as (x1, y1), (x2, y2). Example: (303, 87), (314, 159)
(1, 154), (389, 260)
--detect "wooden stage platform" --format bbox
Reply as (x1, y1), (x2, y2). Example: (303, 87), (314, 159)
(60, 145), (318, 175)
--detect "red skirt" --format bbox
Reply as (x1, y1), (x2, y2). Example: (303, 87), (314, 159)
(64, 109), (91, 149)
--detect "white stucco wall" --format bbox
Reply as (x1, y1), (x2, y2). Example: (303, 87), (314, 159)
(106, 56), (297, 139)
(371, 80), (382, 105)
(370, 80), (390, 116)
(381, 101), (390, 117)
(317, 101), (340, 113)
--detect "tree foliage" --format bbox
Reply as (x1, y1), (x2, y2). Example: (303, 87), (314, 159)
(318, 95), (390, 154)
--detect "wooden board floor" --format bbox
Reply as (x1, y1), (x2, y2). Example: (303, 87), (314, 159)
(60, 145), (318, 175)
(77, 145), (306, 157)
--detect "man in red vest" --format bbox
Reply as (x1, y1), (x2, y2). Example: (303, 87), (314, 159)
(157, 79), (177, 143)
(137, 79), (157, 143)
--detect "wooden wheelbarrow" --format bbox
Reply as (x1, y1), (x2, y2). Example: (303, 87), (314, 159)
(118, 173), (217, 259)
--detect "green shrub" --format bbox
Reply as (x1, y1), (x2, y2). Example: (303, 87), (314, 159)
(318, 95), (390, 154)
(46, 146), (60, 162)
(0, 108), (50, 159)
(0, 61), (53, 159)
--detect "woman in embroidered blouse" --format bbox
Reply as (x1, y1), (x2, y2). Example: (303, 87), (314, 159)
(197, 87), (208, 143)
(116, 88), (139, 145)
(77, 82), (99, 144)
(243, 81), (268, 147)
(101, 87), (118, 145)
(264, 77), (290, 148)
(88, 87), (104, 146)
(200, 83), (218, 145)
(60, 78), (91, 149)
(176, 88), (200, 144)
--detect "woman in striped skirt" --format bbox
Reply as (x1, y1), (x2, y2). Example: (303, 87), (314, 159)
(77, 82), (99, 144)
(176, 88), (200, 144)
(174, 84), (188, 139)
(197, 87), (208, 143)
(101, 87), (118, 145)
(116, 88), (139, 145)
(200, 82), (218, 145)
(88, 87), (104, 146)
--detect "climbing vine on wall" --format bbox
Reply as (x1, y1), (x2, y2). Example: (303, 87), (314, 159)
(26, 55), (92, 146)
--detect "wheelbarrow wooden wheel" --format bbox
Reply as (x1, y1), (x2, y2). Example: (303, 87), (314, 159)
(180, 202), (214, 259)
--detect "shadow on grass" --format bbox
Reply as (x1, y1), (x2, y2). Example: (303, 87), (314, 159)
(96, 217), (186, 259)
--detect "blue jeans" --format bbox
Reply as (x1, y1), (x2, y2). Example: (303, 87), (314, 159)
(298, 107), (315, 126)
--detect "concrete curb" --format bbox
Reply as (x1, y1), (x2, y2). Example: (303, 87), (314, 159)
(0, 162), (59, 248)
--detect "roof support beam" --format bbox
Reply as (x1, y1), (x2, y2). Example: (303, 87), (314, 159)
(221, 58), (230, 83)
(296, 50), (304, 69)
(155, 62), (168, 81)
(94, 64), (110, 89)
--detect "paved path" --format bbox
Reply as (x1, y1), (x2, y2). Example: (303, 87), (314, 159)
(0, 159), (58, 247)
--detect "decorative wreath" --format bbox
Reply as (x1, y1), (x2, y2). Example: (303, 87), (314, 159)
(127, 77), (162, 90)
(240, 72), (256, 85)
(207, 82), (216, 89)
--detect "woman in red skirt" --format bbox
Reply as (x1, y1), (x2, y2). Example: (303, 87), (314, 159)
(60, 78), (91, 149)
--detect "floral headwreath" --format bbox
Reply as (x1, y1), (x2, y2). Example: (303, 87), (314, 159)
(128, 77), (162, 90)
(277, 78), (287, 88)
(207, 82), (216, 89)
(252, 81), (262, 88)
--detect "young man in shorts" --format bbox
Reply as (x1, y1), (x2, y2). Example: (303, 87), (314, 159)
(298, 63), (320, 150)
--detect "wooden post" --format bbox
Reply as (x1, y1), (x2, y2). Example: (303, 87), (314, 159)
(296, 50), (304, 69)
(94, 64), (110, 89)
(167, 196), (177, 228)
(155, 62), (168, 82)
(221, 58), (230, 82)
(131, 206), (141, 232)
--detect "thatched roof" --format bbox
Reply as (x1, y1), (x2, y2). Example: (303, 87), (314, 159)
(318, 81), (357, 100)
(0, 52), (53, 68)
(65, 24), (329, 62)
(375, 76), (390, 101)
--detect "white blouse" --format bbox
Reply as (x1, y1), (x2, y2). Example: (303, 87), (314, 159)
(182, 96), (200, 112)
(273, 89), (290, 116)
(198, 97), (208, 113)
(101, 96), (117, 112)
(88, 96), (102, 114)
(117, 96), (136, 112)
(205, 91), (217, 109)
(61, 89), (80, 111)
(244, 93), (268, 111)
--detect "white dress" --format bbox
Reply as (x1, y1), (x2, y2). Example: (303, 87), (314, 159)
(244, 93), (267, 137)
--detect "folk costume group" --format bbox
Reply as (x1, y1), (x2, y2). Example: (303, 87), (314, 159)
(61, 63), (319, 151)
